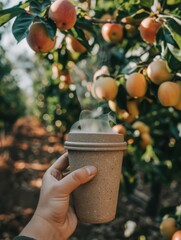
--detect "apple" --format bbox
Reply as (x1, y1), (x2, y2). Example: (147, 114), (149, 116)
(91, 76), (118, 100)
(127, 100), (139, 118)
(66, 35), (86, 53)
(112, 124), (126, 135)
(101, 23), (123, 43)
(108, 100), (120, 112)
(26, 22), (56, 53)
(158, 81), (181, 106)
(160, 217), (178, 240)
(49, 0), (76, 30)
(147, 59), (174, 85)
(139, 17), (162, 43)
(126, 72), (147, 98)
(66, 30), (90, 53)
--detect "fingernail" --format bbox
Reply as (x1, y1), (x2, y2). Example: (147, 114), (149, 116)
(85, 166), (97, 176)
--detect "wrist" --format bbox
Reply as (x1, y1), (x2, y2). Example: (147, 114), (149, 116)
(19, 214), (64, 240)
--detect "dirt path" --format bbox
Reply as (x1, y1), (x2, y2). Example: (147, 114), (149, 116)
(0, 117), (64, 239)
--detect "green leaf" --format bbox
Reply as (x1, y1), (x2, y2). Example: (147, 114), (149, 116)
(73, 15), (99, 49)
(167, 43), (181, 62)
(76, 15), (99, 42)
(0, 6), (25, 26)
(12, 13), (34, 42)
(165, 47), (181, 71)
(116, 84), (128, 110)
(130, 8), (149, 19)
(167, 0), (181, 5)
(140, 0), (154, 8)
(163, 25), (181, 53)
(163, 26), (178, 47)
(55, 47), (69, 69)
(30, 0), (51, 14)
(117, 1), (141, 20)
(0, 0), (33, 26)
(170, 8), (181, 18)
(164, 19), (181, 49)
(40, 18), (57, 40)
(69, 26), (92, 52)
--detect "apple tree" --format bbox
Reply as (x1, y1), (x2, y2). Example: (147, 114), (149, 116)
(0, 0), (181, 234)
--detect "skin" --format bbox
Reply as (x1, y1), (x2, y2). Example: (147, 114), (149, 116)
(19, 153), (97, 240)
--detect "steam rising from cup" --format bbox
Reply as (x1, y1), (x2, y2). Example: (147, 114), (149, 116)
(70, 110), (116, 133)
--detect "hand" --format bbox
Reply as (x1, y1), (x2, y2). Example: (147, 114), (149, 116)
(19, 152), (97, 240)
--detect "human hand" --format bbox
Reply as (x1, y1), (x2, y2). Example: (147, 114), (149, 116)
(19, 152), (97, 240)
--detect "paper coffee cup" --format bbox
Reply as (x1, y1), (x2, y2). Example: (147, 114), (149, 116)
(64, 132), (127, 224)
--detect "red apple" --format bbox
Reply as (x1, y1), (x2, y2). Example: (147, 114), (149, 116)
(26, 22), (56, 53)
(139, 17), (162, 44)
(49, 0), (77, 30)
(101, 23), (123, 43)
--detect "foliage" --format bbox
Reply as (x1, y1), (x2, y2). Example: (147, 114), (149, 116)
(32, 56), (81, 133)
(0, 45), (26, 129)
(0, 0), (181, 226)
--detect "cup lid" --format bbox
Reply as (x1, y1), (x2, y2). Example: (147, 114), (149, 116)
(66, 132), (124, 143)
(64, 132), (127, 151)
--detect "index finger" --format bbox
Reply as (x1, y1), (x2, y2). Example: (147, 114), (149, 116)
(49, 152), (69, 172)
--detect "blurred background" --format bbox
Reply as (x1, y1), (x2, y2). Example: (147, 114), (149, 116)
(0, 0), (181, 239)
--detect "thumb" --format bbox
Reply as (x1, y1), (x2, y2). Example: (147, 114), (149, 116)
(59, 166), (97, 195)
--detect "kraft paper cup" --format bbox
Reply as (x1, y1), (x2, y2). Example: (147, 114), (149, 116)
(64, 132), (127, 224)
